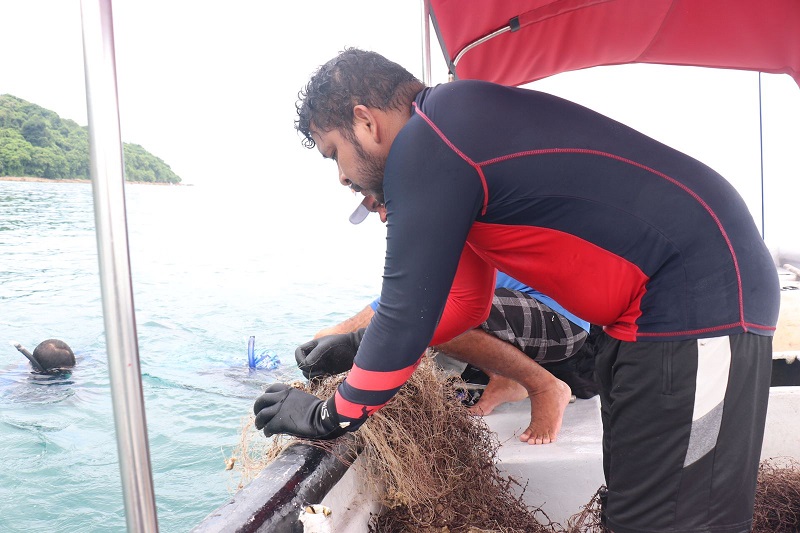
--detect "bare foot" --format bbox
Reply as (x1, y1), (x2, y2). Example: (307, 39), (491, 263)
(468, 373), (528, 416)
(519, 377), (572, 445)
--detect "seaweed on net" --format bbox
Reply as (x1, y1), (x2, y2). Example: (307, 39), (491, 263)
(350, 356), (555, 533)
(560, 487), (608, 533)
(752, 457), (800, 533)
(228, 353), (800, 532)
(231, 352), (555, 532)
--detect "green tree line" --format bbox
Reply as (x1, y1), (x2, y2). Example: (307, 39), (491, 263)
(0, 94), (181, 184)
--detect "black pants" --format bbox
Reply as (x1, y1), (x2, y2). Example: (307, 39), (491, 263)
(595, 332), (772, 533)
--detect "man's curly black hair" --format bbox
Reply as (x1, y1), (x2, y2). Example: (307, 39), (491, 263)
(295, 48), (425, 148)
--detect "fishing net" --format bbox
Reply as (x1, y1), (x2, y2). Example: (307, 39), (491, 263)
(229, 352), (800, 532)
(226, 416), (290, 492)
(231, 352), (554, 532)
(752, 457), (800, 532)
(560, 487), (608, 533)
(351, 356), (554, 533)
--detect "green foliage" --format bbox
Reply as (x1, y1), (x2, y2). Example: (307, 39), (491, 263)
(0, 94), (181, 184)
(22, 116), (52, 147)
(124, 143), (180, 183)
(0, 128), (32, 175)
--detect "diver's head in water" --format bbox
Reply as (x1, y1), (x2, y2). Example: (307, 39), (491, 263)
(33, 339), (75, 372)
(12, 339), (75, 373)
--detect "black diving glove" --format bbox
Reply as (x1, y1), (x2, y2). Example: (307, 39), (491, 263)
(253, 383), (347, 440)
(295, 328), (366, 379)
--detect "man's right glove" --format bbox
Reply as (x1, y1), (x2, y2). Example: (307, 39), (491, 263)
(253, 383), (347, 440)
(295, 328), (366, 379)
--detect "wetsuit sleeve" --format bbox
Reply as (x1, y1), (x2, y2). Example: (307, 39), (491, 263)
(429, 244), (495, 346)
(332, 114), (488, 429)
(367, 249), (494, 345)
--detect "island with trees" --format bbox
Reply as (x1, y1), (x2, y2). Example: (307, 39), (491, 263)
(0, 94), (181, 184)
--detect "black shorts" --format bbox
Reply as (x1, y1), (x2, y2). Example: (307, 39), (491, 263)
(595, 332), (772, 533)
(479, 288), (587, 364)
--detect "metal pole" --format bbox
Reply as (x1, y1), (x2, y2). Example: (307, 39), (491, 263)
(79, 1), (159, 531)
(420, 0), (432, 85)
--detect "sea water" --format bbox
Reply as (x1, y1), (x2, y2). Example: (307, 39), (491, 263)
(0, 180), (384, 532)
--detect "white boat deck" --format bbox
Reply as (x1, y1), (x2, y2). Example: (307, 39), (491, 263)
(487, 395), (605, 525)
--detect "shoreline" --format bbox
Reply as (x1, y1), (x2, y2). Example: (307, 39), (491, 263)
(0, 176), (185, 186)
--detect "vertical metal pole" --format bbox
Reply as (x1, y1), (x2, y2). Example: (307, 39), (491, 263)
(79, 1), (159, 531)
(420, 0), (432, 85)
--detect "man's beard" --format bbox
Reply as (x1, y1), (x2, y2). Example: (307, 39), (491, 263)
(354, 138), (386, 205)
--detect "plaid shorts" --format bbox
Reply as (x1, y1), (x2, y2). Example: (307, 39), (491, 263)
(480, 288), (587, 364)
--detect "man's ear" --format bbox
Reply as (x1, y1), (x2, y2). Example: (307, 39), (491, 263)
(352, 105), (380, 143)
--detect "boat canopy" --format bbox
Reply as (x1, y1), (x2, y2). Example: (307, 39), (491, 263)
(428, 0), (800, 87)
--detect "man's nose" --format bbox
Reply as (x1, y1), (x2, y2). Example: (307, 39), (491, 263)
(338, 163), (349, 187)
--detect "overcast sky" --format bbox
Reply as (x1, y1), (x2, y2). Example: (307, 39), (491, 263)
(1, 1), (798, 251)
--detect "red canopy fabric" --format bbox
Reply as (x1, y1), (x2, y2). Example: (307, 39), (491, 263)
(429, 0), (800, 87)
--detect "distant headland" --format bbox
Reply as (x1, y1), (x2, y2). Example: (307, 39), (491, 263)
(0, 175), (184, 185)
(0, 94), (181, 184)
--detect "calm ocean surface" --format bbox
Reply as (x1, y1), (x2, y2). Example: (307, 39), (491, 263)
(0, 180), (384, 532)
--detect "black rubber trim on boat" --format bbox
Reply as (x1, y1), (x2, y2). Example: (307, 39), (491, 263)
(191, 435), (359, 533)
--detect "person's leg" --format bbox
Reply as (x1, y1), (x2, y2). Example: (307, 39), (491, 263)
(441, 288), (588, 443)
(437, 288), (589, 444)
(437, 327), (572, 444)
(469, 368), (527, 415)
(483, 288), (587, 365)
(596, 333), (772, 533)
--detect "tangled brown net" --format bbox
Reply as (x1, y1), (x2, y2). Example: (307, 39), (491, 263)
(229, 354), (800, 532)
(232, 353), (554, 532)
(225, 417), (291, 492)
(352, 356), (555, 533)
(752, 457), (800, 532)
(560, 487), (608, 533)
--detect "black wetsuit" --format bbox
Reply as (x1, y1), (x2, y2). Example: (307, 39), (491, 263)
(332, 80), (779, 532)
(334, 80), (778, 425)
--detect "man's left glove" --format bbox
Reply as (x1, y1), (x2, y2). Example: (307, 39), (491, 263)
(295, 328), (366, 379)
(253, 383), (347, 440)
